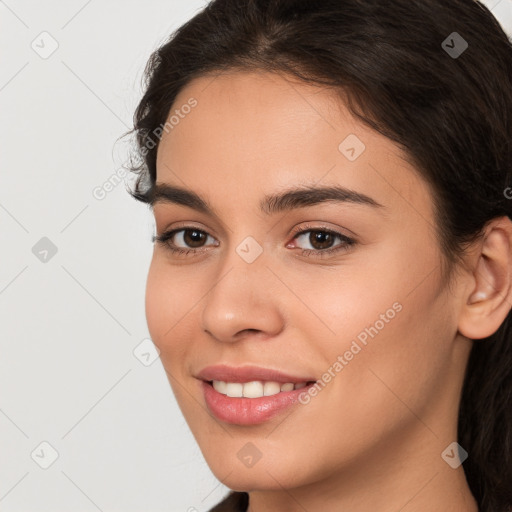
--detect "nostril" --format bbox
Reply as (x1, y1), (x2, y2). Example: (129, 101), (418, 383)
(239, 329), (259, 336)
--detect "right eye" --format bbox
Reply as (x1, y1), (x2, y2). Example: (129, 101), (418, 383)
(153, 227), (219, 255)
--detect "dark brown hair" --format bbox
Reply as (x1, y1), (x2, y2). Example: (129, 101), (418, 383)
(125, 1), (512, 510)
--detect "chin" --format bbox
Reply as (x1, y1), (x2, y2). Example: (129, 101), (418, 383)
(200, 447), (315, 492)
(211, 468), (296, 492)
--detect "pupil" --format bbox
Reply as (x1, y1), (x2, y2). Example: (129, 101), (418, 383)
(185, 230), (205, 248)
(311, 231), (332, 249)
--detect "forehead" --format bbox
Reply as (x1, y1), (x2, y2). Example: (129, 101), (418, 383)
(155, 70), (434, 224)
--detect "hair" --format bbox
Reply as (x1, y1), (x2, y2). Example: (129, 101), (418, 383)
(125, 1), (512, 510)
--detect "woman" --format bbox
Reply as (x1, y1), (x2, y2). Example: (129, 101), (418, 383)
(126, 0), (512, 510)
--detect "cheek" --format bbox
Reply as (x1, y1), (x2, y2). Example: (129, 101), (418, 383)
(275, 251), (407, 345)
(323, 269), (451, 436)
(145, 259), (167, 344)
(144, 258), (191, 356)
(289, 235), (450, 402)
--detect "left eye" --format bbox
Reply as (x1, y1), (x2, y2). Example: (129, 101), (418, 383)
(153, 226), (355, 258)
(291, 229), (353, 252)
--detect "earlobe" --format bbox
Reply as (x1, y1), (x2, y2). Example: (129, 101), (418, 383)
(458, 216), (512, 340)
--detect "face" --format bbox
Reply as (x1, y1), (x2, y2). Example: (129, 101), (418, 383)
(145, 70), (470, 492)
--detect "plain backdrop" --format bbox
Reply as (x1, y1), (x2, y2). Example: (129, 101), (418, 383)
(1, 1), (511, 511)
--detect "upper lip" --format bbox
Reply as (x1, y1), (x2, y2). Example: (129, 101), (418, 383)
(196, 364), (317, 384)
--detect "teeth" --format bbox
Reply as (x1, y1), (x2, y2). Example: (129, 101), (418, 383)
(226, 383), (243, 397)
(264, 381), (281, 396)
(243, 381), (263, 398)
(213, 380), (227, 394)
(212, 380), (309, 398)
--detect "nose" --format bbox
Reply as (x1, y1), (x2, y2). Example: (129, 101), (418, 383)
(200, 250), (285, 343)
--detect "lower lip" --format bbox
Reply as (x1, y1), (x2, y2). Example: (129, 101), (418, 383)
(201, 380), (316, 425)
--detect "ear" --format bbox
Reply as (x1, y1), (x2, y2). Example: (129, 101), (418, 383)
(458, 216), (512, 340)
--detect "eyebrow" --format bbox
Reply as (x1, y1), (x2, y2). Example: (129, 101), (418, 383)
(149, 182), (385, 216)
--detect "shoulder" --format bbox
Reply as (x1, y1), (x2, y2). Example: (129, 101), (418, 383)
(208, 491), (249, 512)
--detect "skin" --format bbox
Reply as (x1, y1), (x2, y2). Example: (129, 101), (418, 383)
(145, 70), (512, 511)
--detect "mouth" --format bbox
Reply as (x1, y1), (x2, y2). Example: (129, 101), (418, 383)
(196, 363), (317, 387)
(200, 379), (318, 426)
(204, 379), (317, 398)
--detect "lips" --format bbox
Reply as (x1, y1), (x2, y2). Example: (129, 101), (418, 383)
(201, 380), (318, 425)
(196, 364), (319, 425)
(196, 364), (317, 384)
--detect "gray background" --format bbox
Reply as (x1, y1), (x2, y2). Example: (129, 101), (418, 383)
(1, 1), (510, 511)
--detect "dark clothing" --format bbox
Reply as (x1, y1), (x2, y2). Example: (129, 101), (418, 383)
(209, 491), (249, 511)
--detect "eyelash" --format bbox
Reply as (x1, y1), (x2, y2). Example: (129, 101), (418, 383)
(152, 223), (356, 259)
